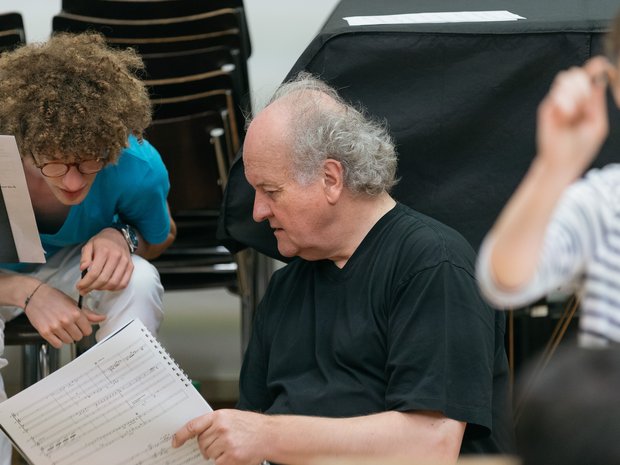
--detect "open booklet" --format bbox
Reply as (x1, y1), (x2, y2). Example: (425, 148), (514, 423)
(0, 319), (212, 465)
(0, 135), (45, 264)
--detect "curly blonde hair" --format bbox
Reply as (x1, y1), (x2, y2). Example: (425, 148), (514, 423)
(0, 32), (151, 164)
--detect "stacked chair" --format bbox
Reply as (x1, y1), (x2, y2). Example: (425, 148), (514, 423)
(52, 0), (254, 309)
(0, 11), (25, 52)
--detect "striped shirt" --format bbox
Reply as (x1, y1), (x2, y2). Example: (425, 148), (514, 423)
(477, 164), (620, 347)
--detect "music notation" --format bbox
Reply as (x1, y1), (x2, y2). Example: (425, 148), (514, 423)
(0, 319), (212, 465)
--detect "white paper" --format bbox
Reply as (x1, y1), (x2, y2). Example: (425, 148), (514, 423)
(344, 10), (526, 26)
(0, 319), (212, 465)
(0, 135), (45, 263)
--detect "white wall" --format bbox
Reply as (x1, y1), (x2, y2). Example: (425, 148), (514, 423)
(15, 0), (340, 110)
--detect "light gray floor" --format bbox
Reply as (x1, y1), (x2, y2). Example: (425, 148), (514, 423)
(159, 287), (242, 403)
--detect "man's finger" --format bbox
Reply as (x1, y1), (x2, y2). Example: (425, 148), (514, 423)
(172, 414), (213, 448)
(82, 308), (107, 323)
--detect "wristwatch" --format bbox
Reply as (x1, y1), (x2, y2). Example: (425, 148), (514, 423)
(111, 222), (138, 254)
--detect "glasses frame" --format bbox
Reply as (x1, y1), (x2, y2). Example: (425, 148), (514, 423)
(30, 153), (106, 178)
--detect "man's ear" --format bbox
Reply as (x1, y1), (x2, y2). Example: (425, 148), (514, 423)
(323, 158), (344, 204)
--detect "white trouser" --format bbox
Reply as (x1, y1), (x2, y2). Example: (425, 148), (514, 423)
(0, 244), (165, 465)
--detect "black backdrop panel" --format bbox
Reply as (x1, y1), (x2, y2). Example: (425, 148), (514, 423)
(218, 0), (620, 261)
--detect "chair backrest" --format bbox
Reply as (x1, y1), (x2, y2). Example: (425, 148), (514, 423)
(142, 46), (237, 79)
(0, 12), (25, 51)
(59, 0), (251, 57)
(145, 101), (240, 292)
(51, 10), (251, 113)
(149, 75), (243, 147)
(0, 12), (24, 32)
(145, 110), (229, 214)
(61, 0), (245, 19)
(141, 46), (249, 109)
(52, 9), (249, 58)
(0, 30), (24, 53)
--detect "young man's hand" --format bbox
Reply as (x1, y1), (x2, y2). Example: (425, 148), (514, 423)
(77, 227), (135, 295)
(24, 282), (106, 349)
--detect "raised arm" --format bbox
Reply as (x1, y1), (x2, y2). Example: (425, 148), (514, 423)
(482, 57), (612, 292)
(173, 409), (465, 465)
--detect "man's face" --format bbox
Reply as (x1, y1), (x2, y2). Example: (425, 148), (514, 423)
(243, 107), (333, 260)
(24, 154), (100, 206)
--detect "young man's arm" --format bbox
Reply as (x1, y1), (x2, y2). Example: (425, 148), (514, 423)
(77, 202), (176, 294)
(0, 272), (105, 348)
(135, 210), (177, 260)
(173, 409), (465, 465)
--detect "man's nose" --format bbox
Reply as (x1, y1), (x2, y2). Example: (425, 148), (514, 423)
(62, 166), (85, 189)
(252, 192), (272, 222)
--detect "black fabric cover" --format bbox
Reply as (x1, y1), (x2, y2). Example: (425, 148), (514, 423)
(217, 0), (620, 260)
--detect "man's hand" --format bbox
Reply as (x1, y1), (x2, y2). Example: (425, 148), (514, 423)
(24, 283), (106, 349)
(173, 410), (268, 465)
(77, 227), (134, 295)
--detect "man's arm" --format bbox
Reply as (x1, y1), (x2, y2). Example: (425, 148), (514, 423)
(0, 272), (105, 348)
(135, 209), (177, 260)
(173, 409), (465, 465)
(483, 57), (611, 291)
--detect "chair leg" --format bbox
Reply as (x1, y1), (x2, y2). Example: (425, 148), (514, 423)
(21, 344), (60, 388)
(21, 345), (38, 388)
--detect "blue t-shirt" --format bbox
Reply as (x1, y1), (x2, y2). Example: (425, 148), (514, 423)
(4, 136), (170, 268)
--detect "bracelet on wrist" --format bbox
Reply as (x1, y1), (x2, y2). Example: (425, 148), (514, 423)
(24, 281), (44, 311)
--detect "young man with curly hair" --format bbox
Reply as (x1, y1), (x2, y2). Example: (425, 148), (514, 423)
(0, 32), (176, 465)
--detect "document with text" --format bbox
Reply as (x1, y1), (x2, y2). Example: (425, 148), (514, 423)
(0, 134), (45, 263)
(0, 319), (212, 465)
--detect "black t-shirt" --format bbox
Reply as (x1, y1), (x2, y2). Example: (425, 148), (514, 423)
(238, 202), (515, 454)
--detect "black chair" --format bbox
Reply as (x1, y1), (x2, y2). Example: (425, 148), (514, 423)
(0, 30), (23, 53)
(148, 74), (246, 134)
(51, 11), (251, 115)
(0, 12), (24, 34)
(146, 90), (244, 291)
(142, 46), (250, 115)
(0, 12), (25, 53)
(59, 0), (251, 57)
(4, 314), (60, 389)
(61, 0), (245, 18)
(52, 9), (250, 60)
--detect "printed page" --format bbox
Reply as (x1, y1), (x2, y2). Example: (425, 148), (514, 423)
(0, 319), (212, 465)
(344, 10), (526, 26)
(0, 135), (45, 263)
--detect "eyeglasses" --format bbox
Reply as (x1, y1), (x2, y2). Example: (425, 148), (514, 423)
(37, 159), (105, 178)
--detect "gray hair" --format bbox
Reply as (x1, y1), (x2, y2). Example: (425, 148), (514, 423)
(258, 72), (398, 196)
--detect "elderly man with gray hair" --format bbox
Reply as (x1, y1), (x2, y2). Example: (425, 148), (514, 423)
(173, 72), (514, 465)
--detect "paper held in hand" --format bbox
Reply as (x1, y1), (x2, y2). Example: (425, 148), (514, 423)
(0, 319), (212, 465)
(0, 134), (45, 264)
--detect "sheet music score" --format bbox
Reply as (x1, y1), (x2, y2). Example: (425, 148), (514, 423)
(0, 319), (212, 465)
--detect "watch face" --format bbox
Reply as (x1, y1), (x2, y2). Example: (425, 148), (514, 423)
(125, 226), (138, 253)
(113, 222), (138, 253)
